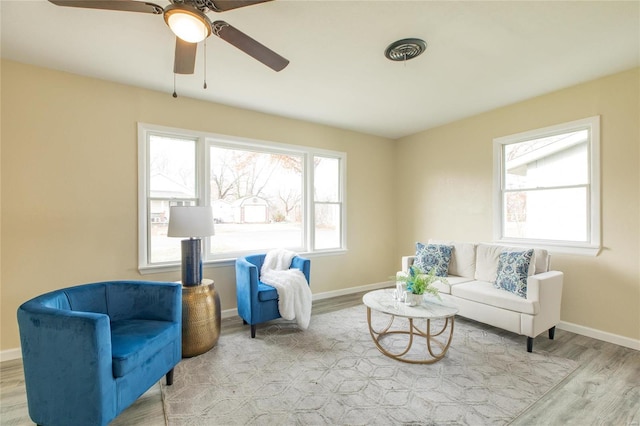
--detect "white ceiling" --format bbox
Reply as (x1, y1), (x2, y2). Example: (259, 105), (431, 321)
(2, 0), (639, 139)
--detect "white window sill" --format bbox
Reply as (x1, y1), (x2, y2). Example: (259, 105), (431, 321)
(138, 249), (348, 275)
(494, 239), (601, 257)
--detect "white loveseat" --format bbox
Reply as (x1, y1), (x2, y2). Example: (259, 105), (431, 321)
(400, 240), (563, 352)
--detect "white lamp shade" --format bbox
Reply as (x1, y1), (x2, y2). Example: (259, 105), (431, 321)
(168, 206), (215, 238)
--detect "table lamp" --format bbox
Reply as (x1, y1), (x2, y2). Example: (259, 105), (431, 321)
(167, 205), (215, 286)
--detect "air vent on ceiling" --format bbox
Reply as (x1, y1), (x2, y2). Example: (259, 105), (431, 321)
(384, 38), (427, 61)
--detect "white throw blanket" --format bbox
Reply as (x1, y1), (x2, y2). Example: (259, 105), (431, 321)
(260, 249), (312, 330)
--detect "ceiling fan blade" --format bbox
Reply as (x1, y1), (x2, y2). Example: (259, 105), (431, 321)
(212, 21), (289, 72)
(174, 38), (197, 74)
(209, 0), (272, 12)
(48, 0), (163, 14)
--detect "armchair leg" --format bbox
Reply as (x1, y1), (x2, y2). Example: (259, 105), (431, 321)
(548, 326), (556, 340)
(251, 324), (256, 339)
(527, 337), (533, 353)
(166, 368), (174, 386)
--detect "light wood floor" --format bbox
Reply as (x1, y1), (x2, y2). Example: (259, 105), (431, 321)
(2, 292), (639, 425)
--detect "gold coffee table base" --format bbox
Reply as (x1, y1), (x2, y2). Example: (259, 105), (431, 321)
(366, 307), (455, 364)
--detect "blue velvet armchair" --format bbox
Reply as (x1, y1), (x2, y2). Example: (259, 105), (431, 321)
(235, 254), (310, 338)
(17, 281), (182, 426)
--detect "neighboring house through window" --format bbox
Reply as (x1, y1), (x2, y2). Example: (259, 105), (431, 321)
(138, 123), (346, 271)
(493, 116), (601, 255)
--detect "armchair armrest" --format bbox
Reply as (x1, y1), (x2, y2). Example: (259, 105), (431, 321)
(236, 257), (260, 294)
(235, 257), (261, 325)
(17, 305), (117, 423)
(527, 271), (564, 325)
(291, 256), (311, 283)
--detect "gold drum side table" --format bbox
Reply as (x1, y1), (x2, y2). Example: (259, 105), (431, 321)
(181, 279), (221, 358)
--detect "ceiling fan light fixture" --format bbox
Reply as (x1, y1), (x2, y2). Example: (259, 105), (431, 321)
(164, 5), (211, 43)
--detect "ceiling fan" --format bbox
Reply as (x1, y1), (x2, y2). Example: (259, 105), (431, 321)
(47, 0), (289, 75)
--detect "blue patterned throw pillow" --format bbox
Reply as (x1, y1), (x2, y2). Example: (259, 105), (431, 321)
(494, 249), (534, 298)
(414, 243), (453, 276)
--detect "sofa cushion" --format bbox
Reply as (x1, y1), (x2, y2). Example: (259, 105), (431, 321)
(494, 250), (534, 298)
(429, 240), (477, 278)
(414, 242), (453, 276)
(432, 276), (474, 294)
(451, 280), (539, 315)
(474, 244), (536, 282)
(474, 244), (503, 282)
(110, 319), (179, 378)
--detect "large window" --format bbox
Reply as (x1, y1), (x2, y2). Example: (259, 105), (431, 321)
(138, 124), (346, 271)
(493, 116), (600, 255)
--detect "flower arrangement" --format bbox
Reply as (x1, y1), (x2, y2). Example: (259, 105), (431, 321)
(396, 265), (447, 300)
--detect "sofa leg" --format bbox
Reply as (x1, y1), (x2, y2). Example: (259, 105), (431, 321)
(166, 368), (174, 386)
(548, 326), (556, 340)
(527, 337), (533, 353)
(251, 324), (256, 338)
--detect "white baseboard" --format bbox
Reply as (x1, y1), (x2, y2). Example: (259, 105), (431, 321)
(5, 281), (636, 362)
(0, 348), (22, 363)
(221, 307), (238, 319)
(312, 280), (392, 301)
(557, 321), (640, 351)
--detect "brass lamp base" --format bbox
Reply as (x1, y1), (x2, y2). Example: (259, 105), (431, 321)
(181, 280), (221, 357)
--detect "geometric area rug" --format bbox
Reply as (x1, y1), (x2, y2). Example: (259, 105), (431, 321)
(161, 304), (578, 425)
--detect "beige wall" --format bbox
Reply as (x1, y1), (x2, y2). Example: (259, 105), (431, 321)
(2, 60), (638, 353)
(396, 68), (640, 341)
(0, 60), (397, 351)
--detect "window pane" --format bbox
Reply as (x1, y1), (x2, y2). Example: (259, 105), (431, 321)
(149, 135), (196, 198)
(149, 201), (187, 263)
(148, 135), (195, 264)
(503, 187), (588, 242)
(209, 145), (303, 254)
(211, 223), (303, 253)
(314, 157), (340, 202)
(504, 130), (588, 190)
(315, 203), (341, 250)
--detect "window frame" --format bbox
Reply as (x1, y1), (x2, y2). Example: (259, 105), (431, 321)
(311, 154), (346, 251)
(492, 116), (601, 256)
(138, 123), (347, 273)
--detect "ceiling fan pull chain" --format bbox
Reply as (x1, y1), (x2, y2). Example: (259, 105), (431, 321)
(203, 38), (208, 89)
(173, 73), (178, 98)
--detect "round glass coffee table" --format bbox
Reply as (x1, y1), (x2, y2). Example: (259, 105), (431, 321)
(363, 288), (458, 364)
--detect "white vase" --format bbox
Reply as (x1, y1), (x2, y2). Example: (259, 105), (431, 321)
(403, 292), (422, 306)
